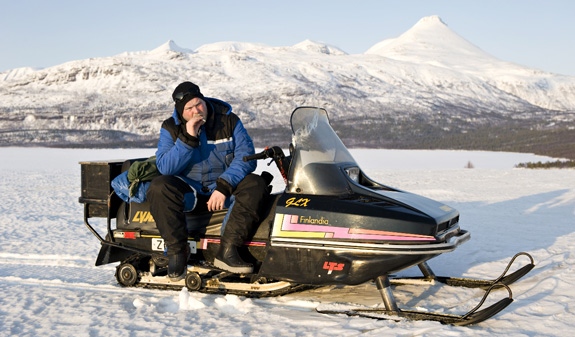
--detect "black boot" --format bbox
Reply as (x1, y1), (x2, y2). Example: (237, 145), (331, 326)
(168, 245), (190, 281)
(214, 243), (253, 274)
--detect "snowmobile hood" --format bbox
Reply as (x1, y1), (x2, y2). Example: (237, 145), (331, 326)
(372, 189), (459, 225)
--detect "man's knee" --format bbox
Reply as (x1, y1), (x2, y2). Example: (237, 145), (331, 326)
(236, 174), (268, 195)
(147, 175), (172, 198)
(147, 175), (190, 201)
(243, 173), (268, 189)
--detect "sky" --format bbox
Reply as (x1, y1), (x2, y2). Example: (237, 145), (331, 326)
(1, 0), (574, 76)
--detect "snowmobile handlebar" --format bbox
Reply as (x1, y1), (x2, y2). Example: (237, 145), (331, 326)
(243, 146), (285, 162)
(243, 146), (290, 184)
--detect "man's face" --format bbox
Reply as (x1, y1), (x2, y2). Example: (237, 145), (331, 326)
(182, 98), (207, 122)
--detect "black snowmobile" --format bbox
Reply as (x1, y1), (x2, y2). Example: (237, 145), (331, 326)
(80, 106), (534, 325)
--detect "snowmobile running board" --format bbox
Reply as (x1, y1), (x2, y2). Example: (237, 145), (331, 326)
(137, 269), (301, 297)
(317, 252), (534, 326)
(115, 254), (314, 297)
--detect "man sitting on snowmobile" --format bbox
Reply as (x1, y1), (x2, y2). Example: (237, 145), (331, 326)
(146, 81), (268, 281)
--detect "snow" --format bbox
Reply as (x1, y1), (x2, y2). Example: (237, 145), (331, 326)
(150, 40), (195, 55)
(366, 15), (498, 70)
(2, 15), (575, 139)
(291, 40), (348, 55)
(195, 41), (271, 53)
(1, 147), (574, 336)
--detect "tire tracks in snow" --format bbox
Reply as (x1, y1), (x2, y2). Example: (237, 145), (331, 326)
(0, 252), (144, 295)
(0, 252), (94, 268)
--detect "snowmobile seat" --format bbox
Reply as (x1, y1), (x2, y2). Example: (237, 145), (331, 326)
(186, 193), (280, 241)
(186, 209), (228, 236)
(186, 203), (275, 241)
(115, 159), (276, 242)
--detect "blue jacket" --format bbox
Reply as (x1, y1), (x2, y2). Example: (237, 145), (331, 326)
(155, 98), (256, 196)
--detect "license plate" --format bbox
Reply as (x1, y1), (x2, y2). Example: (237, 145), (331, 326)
(152, 238), (196, 254)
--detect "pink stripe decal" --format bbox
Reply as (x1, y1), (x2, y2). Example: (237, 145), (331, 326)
(198, 238), (265, 250)
(199, 238), (217, 250)
(281, 214), (435, 241)
(243, 241), (267, 247)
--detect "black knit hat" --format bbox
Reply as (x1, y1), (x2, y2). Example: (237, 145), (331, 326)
(172, 82), (204, 118)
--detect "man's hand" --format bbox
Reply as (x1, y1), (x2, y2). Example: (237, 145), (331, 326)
(185, 113), (205, 137)
(207, 190), (227, 212)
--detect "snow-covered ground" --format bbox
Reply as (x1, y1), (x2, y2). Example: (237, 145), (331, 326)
(1, 147), (574, 336)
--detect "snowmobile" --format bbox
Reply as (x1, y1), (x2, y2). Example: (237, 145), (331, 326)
(80, 106), (534, 325)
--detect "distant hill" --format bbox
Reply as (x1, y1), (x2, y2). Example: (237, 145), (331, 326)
(1, 16), (574, 158)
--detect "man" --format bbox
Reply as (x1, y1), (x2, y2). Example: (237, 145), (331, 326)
(147, 81), (268, 281)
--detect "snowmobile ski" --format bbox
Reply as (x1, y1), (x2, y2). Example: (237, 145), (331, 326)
(316, 275), (514, 326)
(390, 252), (535, 289)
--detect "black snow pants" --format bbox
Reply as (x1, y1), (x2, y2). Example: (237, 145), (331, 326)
(146, 174), (268, 255)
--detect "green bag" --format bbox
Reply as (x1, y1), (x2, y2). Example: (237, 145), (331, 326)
(127, 156), (161, 197)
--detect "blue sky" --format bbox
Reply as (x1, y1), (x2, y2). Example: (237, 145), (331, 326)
(1, 0), (574, 75)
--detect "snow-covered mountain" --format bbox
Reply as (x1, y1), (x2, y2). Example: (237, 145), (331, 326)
(1, 15), (574, 147)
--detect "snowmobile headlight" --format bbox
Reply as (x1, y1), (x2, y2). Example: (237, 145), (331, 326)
(345, 167), (360, 183)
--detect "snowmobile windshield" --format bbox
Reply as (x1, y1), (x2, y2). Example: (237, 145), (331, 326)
(287, 107), (358, 196)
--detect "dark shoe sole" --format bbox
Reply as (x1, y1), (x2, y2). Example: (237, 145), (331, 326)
(214, 258), (253, 274)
